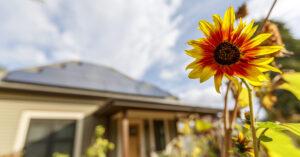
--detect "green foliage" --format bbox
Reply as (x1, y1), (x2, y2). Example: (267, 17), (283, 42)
(195, 120), (212, 132)
(278, 72), (300, 101)
(259, 134), (273, 142)
(160, 117), (220, 157)
(280, 123), (300, 136)
(256, 122), (300, 156)
(85, 125), (114, 157)
(256, 20), (300, 121)
(257, 122), (286, 131)
(271, 89), (300, 121)
(259, 129), (300, 157)
(52, 152), (69, 157)
(257, 122), (300, 136)
(271, 21), (300, 121)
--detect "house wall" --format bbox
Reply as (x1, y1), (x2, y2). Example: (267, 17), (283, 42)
(0, 91), (105, 156)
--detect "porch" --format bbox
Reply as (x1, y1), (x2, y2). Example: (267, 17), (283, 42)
(97, 99), (221, 157)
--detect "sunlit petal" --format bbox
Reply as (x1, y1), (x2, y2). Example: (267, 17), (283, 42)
(214, 72), (223, 93)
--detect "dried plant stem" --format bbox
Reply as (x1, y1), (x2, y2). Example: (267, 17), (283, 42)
(230, 95), (239, 129)
(223, 81), (232, 157)
(242, 79), (259, 157)
(257, 0), (278, 34)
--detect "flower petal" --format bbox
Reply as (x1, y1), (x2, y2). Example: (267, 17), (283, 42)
(257, 64), (282, 73)
(240, 76), (263, 86)
(245, 33), (272, 48)
(185, 59), (201, 70)
(222, 6), (235, 39)
(198, 20), (214, 38)
(234, 20), (256, 47)
(250, 57), (274, 65)
(188, 67), (203, 79)
(185, 49), (203, 59)
(226, 75), (242, 93)
(246, 46), (284, 56)
(200, 66), (216, 83)
(241, 20), (255, 38)
(186, 38), (206, 49)
(212, 14), (222, 30)
(214, 72), (223, 93)
(237, 66), (266, 85)
(232, 18), (247, 42)
(245, 25), (258, 41)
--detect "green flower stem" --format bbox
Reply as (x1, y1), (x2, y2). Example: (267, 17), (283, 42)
(242, 79), (259, 157)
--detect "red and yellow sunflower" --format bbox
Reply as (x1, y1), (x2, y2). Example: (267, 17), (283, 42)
(232, 131), (254, 156)
(185, 6), (283, 93)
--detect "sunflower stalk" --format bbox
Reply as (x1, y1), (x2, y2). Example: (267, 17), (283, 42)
(223, 81), (232, 157)
(230, 92), (240, 130)
(257, 0), (278, 34)
(242, 79), (259, 157)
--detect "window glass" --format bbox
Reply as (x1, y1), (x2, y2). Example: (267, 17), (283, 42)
(153, 120), (166, 151)
(24, 119), (76, 157)
(143, 120), (150, 157)
(26, 123), (51, 144)
(52, 141), (74, 155)
(55, 122), (76, 139)
(24, 141), (48, 157)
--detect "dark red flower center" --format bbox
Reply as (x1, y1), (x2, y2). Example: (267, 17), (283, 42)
(214, 42), (240, 65)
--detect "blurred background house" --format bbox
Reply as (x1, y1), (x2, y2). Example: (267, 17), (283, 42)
(0, 61), (221, 157)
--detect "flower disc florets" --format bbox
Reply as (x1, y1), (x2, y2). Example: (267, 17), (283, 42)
(214, 42), (240, 65)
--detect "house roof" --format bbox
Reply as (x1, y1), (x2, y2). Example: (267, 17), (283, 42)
(3, 61), (175, 98)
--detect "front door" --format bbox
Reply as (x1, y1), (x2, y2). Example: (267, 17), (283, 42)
(129, 124), (140, 157)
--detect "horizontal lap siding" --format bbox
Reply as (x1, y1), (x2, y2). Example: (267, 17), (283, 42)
(0, 98), (102, 155)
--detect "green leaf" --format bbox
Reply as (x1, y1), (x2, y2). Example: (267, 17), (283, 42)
(280, 123), (300, 136)
(256, 122), (286, 131)
(195, 120), (212, 132)
(259, 129), (300, 157)
(257, 122), (300, 136)
(260, 134), (273, 142)
(278, 73), (300, 101)
(228, 147), (238, 153)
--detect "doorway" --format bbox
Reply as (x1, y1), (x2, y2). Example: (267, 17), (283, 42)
(129, 124), (140, 157)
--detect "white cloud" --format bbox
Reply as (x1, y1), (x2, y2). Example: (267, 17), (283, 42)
(0, 0), (182, 79)
(247, 0), (300, 38)
(160, 69), (178, 80)
(0, 45), (47, 69)
(178, 86), (223, 108)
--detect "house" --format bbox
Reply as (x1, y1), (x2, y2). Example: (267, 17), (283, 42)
(0, 61), (221, 157)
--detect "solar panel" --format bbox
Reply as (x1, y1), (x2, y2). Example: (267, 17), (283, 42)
(3, 62), (173, 98)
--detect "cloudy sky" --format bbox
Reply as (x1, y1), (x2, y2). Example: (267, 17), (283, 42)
(0, 0), (299, 108)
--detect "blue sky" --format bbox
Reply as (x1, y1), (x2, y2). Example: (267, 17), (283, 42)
(0, 0), (299, 108)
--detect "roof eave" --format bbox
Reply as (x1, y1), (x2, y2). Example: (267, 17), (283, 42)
(0, 80), (180, 104)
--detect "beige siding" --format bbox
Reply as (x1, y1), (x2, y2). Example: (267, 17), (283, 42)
(0, 97), (104, 155)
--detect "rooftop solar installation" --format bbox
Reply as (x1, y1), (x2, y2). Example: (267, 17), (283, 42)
(3, 61), (173, 98)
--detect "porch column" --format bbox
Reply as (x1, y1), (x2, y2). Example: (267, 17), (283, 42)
(122, 110), (129, 157)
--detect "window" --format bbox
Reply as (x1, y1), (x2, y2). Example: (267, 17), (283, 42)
(24, 119), (76, 157)
(143, 120), (150, 156)
(153, 120), (165, 151)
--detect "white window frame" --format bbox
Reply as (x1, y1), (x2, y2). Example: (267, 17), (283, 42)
(13, 110), (85, 157)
